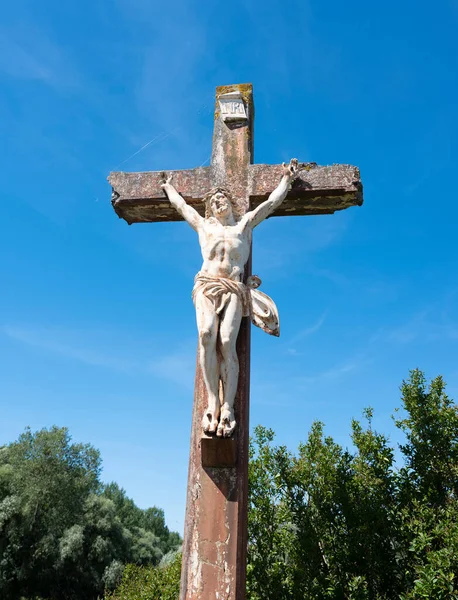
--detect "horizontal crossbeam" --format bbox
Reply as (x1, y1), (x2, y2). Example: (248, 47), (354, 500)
(109, 163), (362, 224)
(109, 167), (212, 224)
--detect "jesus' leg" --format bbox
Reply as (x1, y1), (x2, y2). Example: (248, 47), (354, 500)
(195, 292), (220, 434)
(217, 293), (242, 438)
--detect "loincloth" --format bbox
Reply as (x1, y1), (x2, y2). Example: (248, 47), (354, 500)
(192, 272), (280, 337)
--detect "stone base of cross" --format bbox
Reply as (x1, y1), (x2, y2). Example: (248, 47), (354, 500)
(109, 83), (363, 600)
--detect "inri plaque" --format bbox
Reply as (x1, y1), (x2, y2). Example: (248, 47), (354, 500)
(219, 91), (248, 122)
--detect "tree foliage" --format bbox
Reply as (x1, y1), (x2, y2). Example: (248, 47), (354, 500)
(247, 369), (458, 599)
(0, 426), (181, 600)
(108, 369), (458, 600)
(105, 551), (182, 600)
(3, 369), (458, 599)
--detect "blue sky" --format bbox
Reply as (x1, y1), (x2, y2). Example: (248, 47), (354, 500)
(1, 0), (458, 533)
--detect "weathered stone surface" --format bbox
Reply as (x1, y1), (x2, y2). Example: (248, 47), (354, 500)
(249, 163), (363, 216)
(201, 437), (237, 468)
(181, 316), (250, 600)
(108, 82), (364, 600)
(179, 82), (252, 600)
(109, 163), (362, 224)
(109, 168), (211, 224)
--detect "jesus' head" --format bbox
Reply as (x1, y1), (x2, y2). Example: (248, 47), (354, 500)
(204, 187), (236, 222)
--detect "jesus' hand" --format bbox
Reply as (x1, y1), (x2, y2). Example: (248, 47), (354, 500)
(160, 172), (173, 189)
(282, 158), (300, 181)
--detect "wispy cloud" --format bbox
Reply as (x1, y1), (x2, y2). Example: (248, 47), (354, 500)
(251, 353), (368, 408)
(2, 324), (199, 392)
(285, 312), (327, 354)
(149, 349), (195, 390)
(370, 307), (458, 346)
(296, 354), (367, 386)
(2, 326), (137, 372)
(0, 27), (79, 88)
(255, 215), (349, 277)
(304, 266), (350, 286)
(301, 217), (349, 254)
(127, 2), (208, 132)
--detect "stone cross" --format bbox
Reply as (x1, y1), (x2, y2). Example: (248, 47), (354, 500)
(109, 83), (363, 600)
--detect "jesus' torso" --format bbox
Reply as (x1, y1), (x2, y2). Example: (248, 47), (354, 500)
(198, 217), (252, 281)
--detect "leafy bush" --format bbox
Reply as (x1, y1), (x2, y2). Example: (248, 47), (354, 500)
(109, 370), (458, 600)
(247, 370), (458, 599)
(5, 370), (458, 600)
(0, 427), (181, 600)
(105, 551), (181, 600)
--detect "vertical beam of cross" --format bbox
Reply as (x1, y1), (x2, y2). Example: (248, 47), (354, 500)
(109, 83), (363, 600)
(179, 84), (254, 600)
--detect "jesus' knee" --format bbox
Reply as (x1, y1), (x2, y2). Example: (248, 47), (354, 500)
(199, 327), (215, 348)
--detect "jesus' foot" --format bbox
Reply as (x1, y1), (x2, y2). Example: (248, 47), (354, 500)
(216, 406), (236, 438)
(202, 409), (219, 434)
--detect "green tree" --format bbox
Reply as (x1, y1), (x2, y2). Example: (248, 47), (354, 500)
(107, 370), (458, 600)
(105, 552), (182, 600)
(247, 370), (458, 599)
(396, 371), (458, 599)
(4, 370), (457, 600)
(0, 426), (103, 599)
(103, 483), (181, 558)
(0, 426), (181, 600)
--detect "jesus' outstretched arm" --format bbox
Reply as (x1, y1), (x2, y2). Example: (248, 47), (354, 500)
(161, 173), (203, 232)
(242, 158), (300, 229)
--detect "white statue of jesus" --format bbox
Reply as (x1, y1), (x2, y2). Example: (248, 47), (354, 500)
(161, 158), (299, 437)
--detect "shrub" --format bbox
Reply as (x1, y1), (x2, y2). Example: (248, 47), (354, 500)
(105, 551), (181, 600)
